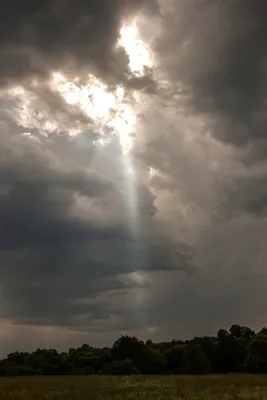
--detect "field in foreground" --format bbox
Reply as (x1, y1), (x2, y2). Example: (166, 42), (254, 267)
(0, 374), (267, 399)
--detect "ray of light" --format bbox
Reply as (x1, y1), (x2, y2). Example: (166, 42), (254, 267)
(2, 19), (156, 333)
(4, 20), (154, 234)
(3, 21), (154, 244)
(5, 20), (152, 253)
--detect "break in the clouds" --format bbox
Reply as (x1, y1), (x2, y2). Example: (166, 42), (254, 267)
(0, 0), (157, 85)
(1, 0), (267, 355)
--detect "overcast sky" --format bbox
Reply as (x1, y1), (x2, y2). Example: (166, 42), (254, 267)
(0, 0), (267, 356)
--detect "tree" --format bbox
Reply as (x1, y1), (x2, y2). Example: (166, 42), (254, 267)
(217, 329), (229, 341)
(134, 346), (168, 374)
(230, 325), (255, 341)
(189, 337), (216, 368)
(0, 323), (262, 375)
(183, 344), (209, 374)
(100, 358), (138, 375)
(165, 344), (186, 373)
(259, 327), (267, 335)
(245, 334), (267, 373)
(215, 334), (246, 373)
(240, 326), (255, 341)
(230, 325), (242, 339)
(57, 353), (73, 375)
(112, 336), (144, 361)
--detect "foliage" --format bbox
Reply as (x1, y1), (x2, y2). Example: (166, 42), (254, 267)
(111, 335), (144, 361)
(1, 324), (267, 376)
(245, 333), (267, 373)
(99, 358), (138, 375)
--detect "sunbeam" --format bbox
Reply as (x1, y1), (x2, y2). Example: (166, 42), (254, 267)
(3, 22), (154, 325)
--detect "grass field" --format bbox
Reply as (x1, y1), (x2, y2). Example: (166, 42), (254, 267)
(0, 374), (267, 399)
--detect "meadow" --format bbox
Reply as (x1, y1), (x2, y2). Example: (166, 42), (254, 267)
(0, 374), (267, 400)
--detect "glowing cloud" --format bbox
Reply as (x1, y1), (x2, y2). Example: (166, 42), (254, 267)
(3, 21), (154, 155)
(49, 72), (136, 153)
(118, 21), (153, 77)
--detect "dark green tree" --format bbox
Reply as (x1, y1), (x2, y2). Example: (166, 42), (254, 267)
(245, 334), (267, 373)
(100, 358), (138, 375)
(112, 335), (144, 361)
(183, 344), (209, 374)
(134, 346), (168, 374)
(165, 344), (186, 373)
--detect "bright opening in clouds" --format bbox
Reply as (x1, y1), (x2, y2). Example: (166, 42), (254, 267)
(118, 21), (154, 77)
(3, 21), (153, 155)
(50, 71), (137, 154)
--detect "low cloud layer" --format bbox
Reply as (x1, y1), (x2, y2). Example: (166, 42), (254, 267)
(1, 0), (267, 355)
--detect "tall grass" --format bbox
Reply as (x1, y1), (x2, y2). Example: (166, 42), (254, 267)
(0, 374), (267, 399)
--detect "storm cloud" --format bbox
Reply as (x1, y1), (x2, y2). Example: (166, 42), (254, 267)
(0, 0), (157, 88)
(155, 0), (267, 148)
(0, 0), (267, 355)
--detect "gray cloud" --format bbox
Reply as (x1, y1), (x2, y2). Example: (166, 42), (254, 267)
(0, 122), (193, 338)
(155, 0), (267, 149)
(0, 0), (157, 89)
(0, 128), (118, 250)
(1, 0), (267, 353)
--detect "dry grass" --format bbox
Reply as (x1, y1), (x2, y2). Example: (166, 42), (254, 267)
(0, 374), (267, 399)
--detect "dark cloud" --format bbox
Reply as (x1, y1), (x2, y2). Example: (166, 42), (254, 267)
(0, 129), (118, 250)
(2, 0), (267, 352)
(0, 0), (157, 88)
(156, 0), (267, 148)
(0, 122), (193, 334)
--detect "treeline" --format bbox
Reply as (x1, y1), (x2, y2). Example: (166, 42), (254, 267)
(1, 325), (267, 376)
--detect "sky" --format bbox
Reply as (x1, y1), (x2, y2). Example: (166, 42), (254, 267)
(0, 0), (267, 356)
